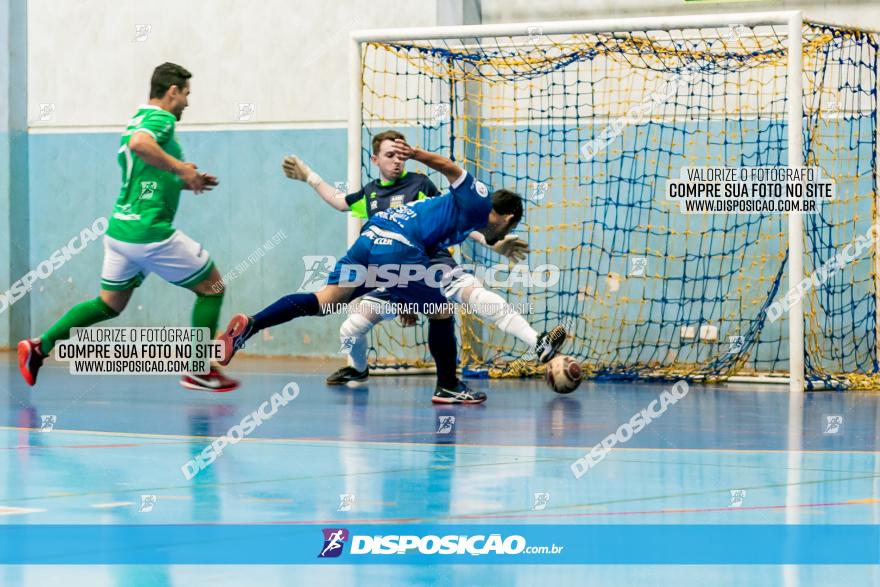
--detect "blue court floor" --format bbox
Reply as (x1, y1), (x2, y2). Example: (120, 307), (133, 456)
(1, 352), (879, 586)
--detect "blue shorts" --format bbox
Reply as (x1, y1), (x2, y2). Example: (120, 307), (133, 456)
(326, 230), (452, 313)
(428, 247), (457, 269)
(360, 248), (458, 305)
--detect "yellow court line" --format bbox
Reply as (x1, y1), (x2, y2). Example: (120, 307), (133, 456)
(0, 507), (45, 516)
(1, 425), (879, 455)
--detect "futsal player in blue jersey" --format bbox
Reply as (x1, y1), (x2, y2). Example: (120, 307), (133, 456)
(219, 139), (564, 404)
(282, 130), (564, 386)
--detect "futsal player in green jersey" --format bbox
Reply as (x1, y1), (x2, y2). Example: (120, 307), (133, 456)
(18, 62), (238, 392)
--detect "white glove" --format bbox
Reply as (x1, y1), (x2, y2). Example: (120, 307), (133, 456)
(282, 155), (322, 188)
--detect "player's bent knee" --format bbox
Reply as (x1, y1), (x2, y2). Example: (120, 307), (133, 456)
(191, 276), (224, 295)
(340, 312), (377, 339)
(316, 285), (353, 309)
(357, 297), (395, 322)
(99, 289), (133, 314)
(194, 282), (225, 297)
(189, 264), (226, 296)
(442, 273), (480, 304)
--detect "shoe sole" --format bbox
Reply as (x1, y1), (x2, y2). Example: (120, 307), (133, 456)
(431, 395), (487, 404)
(325, 376), (369, 386)
(179, 379), (239, 393)
(217, 314), (250, 366)
(17, 340), (37, 386)
(539, 327), (568, 363)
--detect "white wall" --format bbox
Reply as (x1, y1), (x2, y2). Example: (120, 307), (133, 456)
(483, 0), (880, 31)
(29, 0), (880, 129)
(28, 0), (437, 129)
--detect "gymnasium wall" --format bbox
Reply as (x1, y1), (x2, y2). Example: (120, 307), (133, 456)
(1, 0), (28, 349)
(22, 0), (437, 356)
(0, 2), (10, 348)
(17, 0), (880, 360)
(482, 0), (880, 31)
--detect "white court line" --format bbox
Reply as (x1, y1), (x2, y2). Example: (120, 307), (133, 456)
(90, 502), (134, 509)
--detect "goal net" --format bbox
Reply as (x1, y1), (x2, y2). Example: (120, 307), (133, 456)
(353, 15), (879, 389)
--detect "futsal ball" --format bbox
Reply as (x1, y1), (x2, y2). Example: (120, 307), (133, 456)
(544, 355), (583, 394)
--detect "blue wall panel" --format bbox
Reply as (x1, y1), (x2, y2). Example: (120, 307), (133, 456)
(26, 128), (352, 357)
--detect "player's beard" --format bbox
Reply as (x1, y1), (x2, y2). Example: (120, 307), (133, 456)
(480, 226), (501, 246)
(480, 218), (514, 246)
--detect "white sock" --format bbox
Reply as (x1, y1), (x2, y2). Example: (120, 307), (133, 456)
(339, 310), (386, 372)
(463, 287), (538, 349)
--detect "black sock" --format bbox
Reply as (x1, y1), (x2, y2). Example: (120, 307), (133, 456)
(428, 317), (458, 389)
(251, 293), (321, 335)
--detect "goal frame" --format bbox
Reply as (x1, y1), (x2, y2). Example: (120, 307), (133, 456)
(347, 10), (878, 392)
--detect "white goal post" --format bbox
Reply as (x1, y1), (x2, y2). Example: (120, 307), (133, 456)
(346, 11), (880, 392)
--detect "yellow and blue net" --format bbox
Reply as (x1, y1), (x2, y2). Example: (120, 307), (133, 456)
(359, 23), (879, 389)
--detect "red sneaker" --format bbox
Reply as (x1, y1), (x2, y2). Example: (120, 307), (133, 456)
(180, 368), (239, 392)
(217, 314), (253, 366)
(18, 339), (45, 386)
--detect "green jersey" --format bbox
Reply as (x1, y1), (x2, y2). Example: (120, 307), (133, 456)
(107, 105), (184, 243)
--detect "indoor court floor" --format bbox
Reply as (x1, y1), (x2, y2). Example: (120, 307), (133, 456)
(1, 353), (878, 585)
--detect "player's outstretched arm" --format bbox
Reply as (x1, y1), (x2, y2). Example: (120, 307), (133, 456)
(389, 139), (463, 185)
(129, 131), (211, 193)
(282, 154), (348, 211)
(468, 231), (530, 263)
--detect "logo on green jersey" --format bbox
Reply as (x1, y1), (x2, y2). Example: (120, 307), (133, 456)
(139, 181), (157, 200)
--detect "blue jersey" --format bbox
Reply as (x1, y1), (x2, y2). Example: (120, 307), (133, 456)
(365, 172), (492, 252)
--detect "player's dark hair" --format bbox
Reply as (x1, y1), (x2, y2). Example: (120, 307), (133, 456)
(492, 189), (524, 223)
(150, 62), (192, 99)
(372, 130), (405, 154)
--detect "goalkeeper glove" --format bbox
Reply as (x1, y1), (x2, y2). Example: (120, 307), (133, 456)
(282, 155), (322, 188)
(491, 235), (530, 263)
